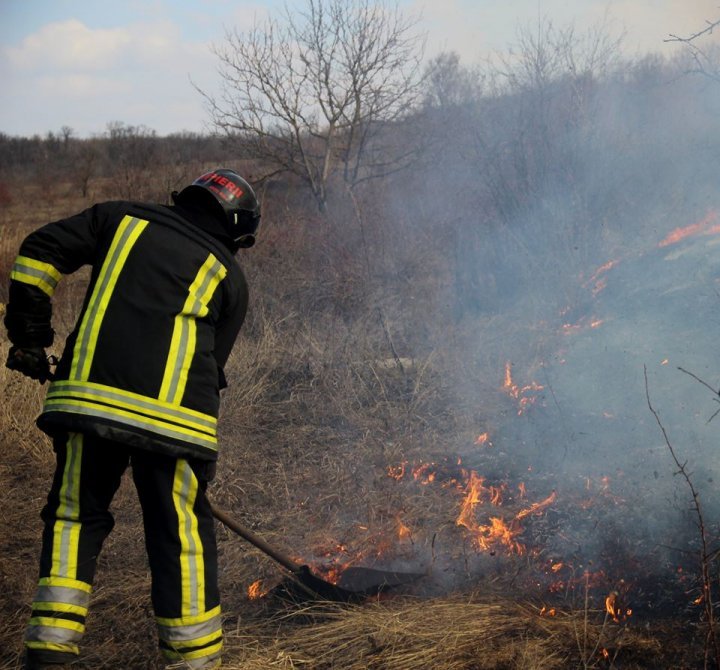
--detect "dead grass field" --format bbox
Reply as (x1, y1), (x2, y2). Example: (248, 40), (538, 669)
(0, 179), (711, 669)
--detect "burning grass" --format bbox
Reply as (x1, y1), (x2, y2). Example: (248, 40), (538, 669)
(0, 297), (713, 668)
(2, 179), (720, 668)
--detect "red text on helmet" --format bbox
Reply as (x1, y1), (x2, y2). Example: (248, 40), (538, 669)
(198, 172), (244, 202)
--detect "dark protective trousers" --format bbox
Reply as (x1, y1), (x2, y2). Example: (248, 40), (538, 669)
(24, 432), (222, 668)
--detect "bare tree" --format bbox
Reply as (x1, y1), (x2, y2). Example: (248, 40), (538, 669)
(105, 121), (159, 200)
(198, 0), (425, 209)
(666, 16), (720, 83)
(69, 139), (100, 198)
(423, 52), (484, 109)
(60, 125), (74, 146)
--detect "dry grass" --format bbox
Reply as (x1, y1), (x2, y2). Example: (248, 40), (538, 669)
(208, 596), (667, 669)
(0, 177), (710, 669)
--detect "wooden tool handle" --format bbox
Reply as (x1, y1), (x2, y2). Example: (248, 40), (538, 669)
(210, 504), (302, 573)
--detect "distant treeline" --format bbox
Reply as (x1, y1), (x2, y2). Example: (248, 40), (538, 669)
(0, 124), (239, 199)
(2, 48), (719, 317)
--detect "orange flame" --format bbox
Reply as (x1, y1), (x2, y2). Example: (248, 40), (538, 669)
(480, 517), (524, 554)
(247, 579), (270, 600)
(503, 362), (544, 415)
(515, 491), (557, 520)
(658, 209), (719, 247)
(456, 472), (556, 555)
(586, 259), (618, 283)
(387, 462), (406, 481)
(475, 432), (491, 447)
(605, 590), (632, 623)
(503, 361), (515, 395)
(412, 463), (436, 484)
(562, 316), (604, 335)
(583, 259), (619, 297)
(387, 457), (557, 558)
(456, 471), (486, 529)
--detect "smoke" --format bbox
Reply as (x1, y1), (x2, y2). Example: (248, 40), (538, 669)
(378, 45), (720, 602)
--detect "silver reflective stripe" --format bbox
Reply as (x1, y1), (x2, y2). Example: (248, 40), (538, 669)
(163, 315), (190, 404)
(172, 460), (204, 616)
(70, 215), (149, 381)
(160, 254), (227, 405)
(53, 434), (83, 578)
(157, 612), (223, 642)
(34, 585), (91, 608)
(25, 578), (90, 652)
(157, 604), (223, 667)
(181, 463), (200, 616)
(43, 400), (217, 450)
(46, 381), (217, 433)
(25, 624), (83, 644)
(11, 255), (62, 296)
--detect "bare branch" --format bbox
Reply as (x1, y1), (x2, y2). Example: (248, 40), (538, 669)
(195, 0), (425, 210)
(665, 17), (720, 44)
(644, 366), (719, 663)
(677, 366), (720, 396)
(665, 15), (720, 83)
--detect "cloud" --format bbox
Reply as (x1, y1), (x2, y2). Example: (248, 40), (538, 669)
(0, 16), (218, 136)
(5, 1), (717, 137)
(2, 17), (196, 73)
(4, 19), (132, 71)
(36, 73), (133, 98)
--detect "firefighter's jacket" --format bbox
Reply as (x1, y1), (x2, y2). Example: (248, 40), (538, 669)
(7, 201), (248, 461)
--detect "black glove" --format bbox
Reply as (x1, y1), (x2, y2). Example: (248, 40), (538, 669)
(6, 346), (51, 383)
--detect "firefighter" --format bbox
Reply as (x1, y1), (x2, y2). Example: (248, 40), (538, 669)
(4, 169), (260, 669)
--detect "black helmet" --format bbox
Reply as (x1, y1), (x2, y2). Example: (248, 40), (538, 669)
(174, 168), (261, 248)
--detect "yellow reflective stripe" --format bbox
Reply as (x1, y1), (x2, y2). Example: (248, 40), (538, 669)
(44, 398), (217, 450)
(160, 254), (227, 405)
(38, 576), (92, 593)
(28, 617), (85, 633)
(172, 460), (205, 617)
(51, 434), (83, 580)
(70, 215), (149, 381)
(32, 602), (88, 617)
(46, 380), (217, 434)
(156, 605), (221, 627)
(11, 255), (63, 296)
(173, 629), (223, 649)
(25, 641), (79, 654)
(156, 609), (222, 644)
(163, 640), (223, 662)
(160, 313), (197, 405)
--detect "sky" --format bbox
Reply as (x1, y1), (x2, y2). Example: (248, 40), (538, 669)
(0, 0), (718, 138)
